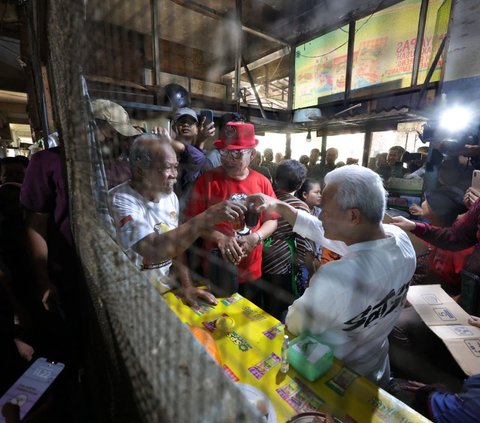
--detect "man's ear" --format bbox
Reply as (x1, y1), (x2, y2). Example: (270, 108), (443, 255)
(350, 208), (361, 225)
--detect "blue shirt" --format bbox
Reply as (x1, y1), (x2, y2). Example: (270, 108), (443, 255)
(431, 374), (480, 423)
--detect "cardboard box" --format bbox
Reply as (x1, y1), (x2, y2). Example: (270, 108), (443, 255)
(407, 285), (480, 376)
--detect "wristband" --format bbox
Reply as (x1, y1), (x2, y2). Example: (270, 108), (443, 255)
(256, 231), (263, 245)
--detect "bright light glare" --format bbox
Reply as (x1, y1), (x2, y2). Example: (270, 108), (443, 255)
(439, 107), (473, 132)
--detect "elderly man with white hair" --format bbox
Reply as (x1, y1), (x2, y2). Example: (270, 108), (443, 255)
(109, 133), (246, 307)
(249, 165), (416, 387)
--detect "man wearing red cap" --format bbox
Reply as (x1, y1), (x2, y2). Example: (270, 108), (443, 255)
(186, 122), (278, 306)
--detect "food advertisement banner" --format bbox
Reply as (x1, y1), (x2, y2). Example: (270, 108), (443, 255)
(294, 26), (348, 109)
(294, 0), (450, 109)
(351, 0), (421, 90)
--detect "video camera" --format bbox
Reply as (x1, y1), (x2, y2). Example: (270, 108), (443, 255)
(419, 106), (479, 155)
(421, 124), (479, 154)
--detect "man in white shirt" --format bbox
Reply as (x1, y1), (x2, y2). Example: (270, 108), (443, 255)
(109, 133), (246, 306)
(249, 166), (416, 387)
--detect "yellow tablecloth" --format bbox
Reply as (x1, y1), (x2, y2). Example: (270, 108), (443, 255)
(163, 291), (431, 423)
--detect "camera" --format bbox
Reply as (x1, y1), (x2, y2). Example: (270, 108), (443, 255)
(401, 152), (423, 162)
(437, 133), (479, 154)
(419, 105), (479, 155)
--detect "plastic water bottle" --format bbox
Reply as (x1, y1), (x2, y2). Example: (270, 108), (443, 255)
(280, 334), (290, 373)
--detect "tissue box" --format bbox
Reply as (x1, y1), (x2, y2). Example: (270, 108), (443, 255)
(287, 334), (333, 382)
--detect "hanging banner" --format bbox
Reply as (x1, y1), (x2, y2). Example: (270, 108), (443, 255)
(294, 0), (450, 108)
(294, 26), (349, 109)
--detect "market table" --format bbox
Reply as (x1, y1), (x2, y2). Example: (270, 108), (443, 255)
(163, 291), (431, 423)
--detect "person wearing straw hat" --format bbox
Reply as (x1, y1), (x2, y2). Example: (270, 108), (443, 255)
(91, 99), (142, 188)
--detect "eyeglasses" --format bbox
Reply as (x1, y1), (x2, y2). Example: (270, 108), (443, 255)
(219, 149), (252, 160)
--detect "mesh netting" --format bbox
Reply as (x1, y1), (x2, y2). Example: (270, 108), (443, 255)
(46, 1), (263, 421)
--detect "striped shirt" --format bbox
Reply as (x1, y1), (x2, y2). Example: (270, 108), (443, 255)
(262, 191), (313, 275)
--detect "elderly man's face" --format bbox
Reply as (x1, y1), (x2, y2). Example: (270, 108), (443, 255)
(142, 144), (178, 194)
(220, 148), (254, 179)
(319, 183), (349, 242)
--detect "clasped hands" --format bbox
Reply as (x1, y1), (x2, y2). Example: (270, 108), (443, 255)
(218, 233), (258, 265)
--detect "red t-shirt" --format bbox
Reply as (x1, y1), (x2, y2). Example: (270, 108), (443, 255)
(186, 167), (277, 283)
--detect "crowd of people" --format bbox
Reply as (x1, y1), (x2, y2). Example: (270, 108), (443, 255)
(1, 98), (479, 422)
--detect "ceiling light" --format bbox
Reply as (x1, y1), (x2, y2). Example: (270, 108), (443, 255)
(306, 129), (312, 142)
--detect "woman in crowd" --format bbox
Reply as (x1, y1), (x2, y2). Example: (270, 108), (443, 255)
(295, 178), (343, 267)
(392, 196), (480, 289)
(408, 186), (472, 296)
(295, 178), (322, 276)
(295, 178), (321, 218)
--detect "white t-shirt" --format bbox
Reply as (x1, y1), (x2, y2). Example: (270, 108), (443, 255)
(293, 209), (349, 256)
(286, 223), (416, 387)
(108, 182), (179, 293)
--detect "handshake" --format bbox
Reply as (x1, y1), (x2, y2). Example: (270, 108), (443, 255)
(203, 194), (277, 266)
(204, 196), (263, 230)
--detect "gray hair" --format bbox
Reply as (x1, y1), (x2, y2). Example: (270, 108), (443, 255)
(129, 133), (171, 170)
(324, 165), (386, 224)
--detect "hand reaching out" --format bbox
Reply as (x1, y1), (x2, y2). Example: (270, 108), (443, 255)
(182, 286), (218, 308)
(464, 187), (480, 209)
(203, 200), (247, 226)
(409, 203), (423, 216)
(14, 339), (34, 361)
(196, 116), (215, 148)
(246, 193), (277, 213)
(151, 126), (172, 141)
(41, 283), (60, 312)
(390, 216), (417, 232)
(468, 315), (480, 328)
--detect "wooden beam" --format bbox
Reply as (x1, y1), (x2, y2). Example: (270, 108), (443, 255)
(223, 47), (290, 79)
(0, 102), (27, 114)
(41, 66), (55, 130)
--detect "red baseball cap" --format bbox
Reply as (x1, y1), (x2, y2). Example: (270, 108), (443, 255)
(213, 121), (259, 150)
